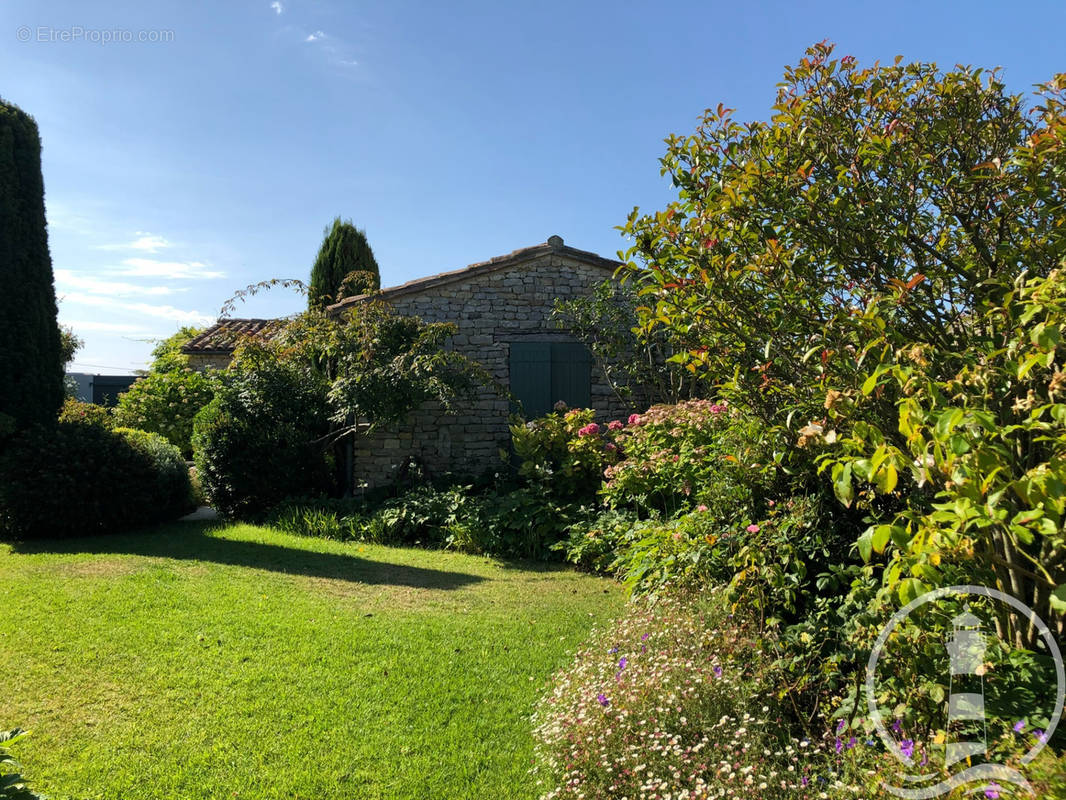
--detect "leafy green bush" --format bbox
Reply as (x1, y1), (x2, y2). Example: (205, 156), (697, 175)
(58, 397), (113, 429)
(192, 338), (333, 519)
(602, 400), (773, 519)
(267, 482), (587, 560)
(0, 422), (192, 538)
(114, 369), (216, 458)
(511, 406), (622, 503)
(112, 427), (194, 517)
(553, 509), (645, 573)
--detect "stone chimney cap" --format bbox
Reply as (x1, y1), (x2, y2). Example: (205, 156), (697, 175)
(547, 234), (564, 250)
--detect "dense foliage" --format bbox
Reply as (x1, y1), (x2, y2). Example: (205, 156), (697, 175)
(113, 328), (217, 458)
(0, 98), (63, 433)
(530, 45), (1066, 799)
(308, 217), (380, 309)
(0, 422), (192, 538)
(192, 338), (333, 519)
(193, 303), (485, 518)
(58, 397), (113, 429)
(511, 405), (623, 503)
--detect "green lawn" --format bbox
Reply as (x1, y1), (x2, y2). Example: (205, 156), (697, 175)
(0, 521), (623, 799)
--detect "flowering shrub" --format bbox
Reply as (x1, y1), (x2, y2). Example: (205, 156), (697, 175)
(533, 592), (865, 799)
(58, 397), (114, 429)
(511, 406), (623, 502)
(602, 400), (773, 518)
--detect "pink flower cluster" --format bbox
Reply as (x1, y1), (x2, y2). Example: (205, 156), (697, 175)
(577, 423), (601, 437)
(607, 420), (624, 431)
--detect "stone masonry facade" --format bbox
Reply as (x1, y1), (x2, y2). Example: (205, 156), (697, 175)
(329, 236), (633, 490)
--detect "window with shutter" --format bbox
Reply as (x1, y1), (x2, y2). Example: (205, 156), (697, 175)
(509, 341), (591, 418)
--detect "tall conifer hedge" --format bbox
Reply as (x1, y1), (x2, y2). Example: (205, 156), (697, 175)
(0, 98), (63, 432)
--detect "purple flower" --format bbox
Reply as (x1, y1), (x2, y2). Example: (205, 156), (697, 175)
(890, 719), (903, 735)
(836, 719), (847, 734)
(713, 665), (723, 678)
(834, 738), (843, 754)
(596, 693), (609, 707)
(899, 739), (915, 759)
(985, 782), (1001, 799)
(1013, 719), (1026, 733)
(618, 656), (628, 670)
(608, 647), (618, 654)
(641, 633), (650, 641)
(847, 736), (857, 750)
(1035, 729), (1048, 744)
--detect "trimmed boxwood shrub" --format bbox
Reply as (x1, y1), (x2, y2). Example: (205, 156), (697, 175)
(0, 423), (193, 538)
(112, 427), (194, 516)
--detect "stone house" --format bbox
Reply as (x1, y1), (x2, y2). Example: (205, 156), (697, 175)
(182, 236), (632, 489)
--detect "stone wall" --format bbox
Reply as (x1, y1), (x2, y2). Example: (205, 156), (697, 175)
(350, 250), (633, 490)
(187, 353), (232, 372)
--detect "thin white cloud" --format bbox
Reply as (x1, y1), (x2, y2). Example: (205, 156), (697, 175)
(96, 233), (173, 254)
(118, 257), (225, 280)
(270, 1), (283, 14)
(336, 58), (359, 67)
(306, 30), (325, 42)
(55, 269), (179, 297)
(59, 293), (214, 326)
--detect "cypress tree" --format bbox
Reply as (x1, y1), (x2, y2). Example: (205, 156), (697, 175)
(308, 217), (381, 310)
(0, 98), (63, 432)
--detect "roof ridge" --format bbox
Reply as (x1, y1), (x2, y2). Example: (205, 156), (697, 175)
(328, 237), (620, 312)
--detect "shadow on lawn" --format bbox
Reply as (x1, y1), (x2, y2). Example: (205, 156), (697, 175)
(11, 521), (486, 591)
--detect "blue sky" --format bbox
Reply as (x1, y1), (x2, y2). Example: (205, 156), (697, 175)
(2, 1), (1063, 373)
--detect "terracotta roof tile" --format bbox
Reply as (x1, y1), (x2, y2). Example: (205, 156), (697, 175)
(181, 318), (284, 355)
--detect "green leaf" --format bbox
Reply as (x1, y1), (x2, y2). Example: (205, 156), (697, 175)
(833, 462), (854, 507)
(872, 524), (892, 554)
(857, 528), (874, 562)
(1051, 585), (1066, 614)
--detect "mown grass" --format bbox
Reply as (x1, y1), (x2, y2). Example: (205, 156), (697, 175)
(0, 521), (623, 799)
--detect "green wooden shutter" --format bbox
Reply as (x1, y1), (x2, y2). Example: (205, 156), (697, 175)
(550, 342), (591, 410)
(509, 342), (552, 418)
